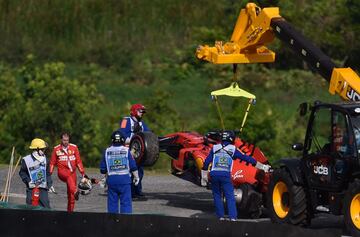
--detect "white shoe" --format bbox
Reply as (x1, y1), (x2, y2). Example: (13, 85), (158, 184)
(219, 217), (225, 221)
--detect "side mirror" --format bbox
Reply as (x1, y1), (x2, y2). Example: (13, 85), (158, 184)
(292, 143), (304, 151)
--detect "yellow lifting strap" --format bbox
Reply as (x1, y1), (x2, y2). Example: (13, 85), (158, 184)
(211, 82), (256, 132)
(212, 96), (225, 130)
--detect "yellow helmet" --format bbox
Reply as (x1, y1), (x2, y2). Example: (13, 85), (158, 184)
(29, 138), (47, 150)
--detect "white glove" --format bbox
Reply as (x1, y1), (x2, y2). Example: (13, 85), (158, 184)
(48, 186), (56, 193)
(132, 170), (140, 186)
(99, 176), (107, 188)
(201, 170), (209, 187)
(28, 182), (35, 188)
(255, 162), (271, 173)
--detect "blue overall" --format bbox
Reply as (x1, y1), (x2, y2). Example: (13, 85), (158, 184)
(203, 142), (257, 219)
(100, 144), (137, 214)
(119, 116), (149, 196)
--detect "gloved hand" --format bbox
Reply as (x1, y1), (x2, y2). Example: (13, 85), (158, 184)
(81, 174), (89, 184)
(48, 186), (56, 193)
(201, 170), (209, 187)
(255, 162), (271, 173)
(132, 170), (140, 186)
(80, 174), (90, 183)
(99, 176), (107, 188)
(28, 182), (35, 189)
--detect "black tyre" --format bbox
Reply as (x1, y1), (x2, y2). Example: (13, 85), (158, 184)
(130, 132), (159, 167)
(267, 168), (309, 226)
(222, 184), (262, 219)
(343, 179), (360, 237)
(239, 184), (263, 219)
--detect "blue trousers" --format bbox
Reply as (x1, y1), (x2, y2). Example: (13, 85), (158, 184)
(210, 175), (237, 219)
(132, 166), (144, 196)
(107, 183), (132, 214)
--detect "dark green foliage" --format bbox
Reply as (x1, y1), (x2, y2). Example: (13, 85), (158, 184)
(0, 0), (357, 69)
(145, 90), (181, 135)
(0, 56), (108, 166)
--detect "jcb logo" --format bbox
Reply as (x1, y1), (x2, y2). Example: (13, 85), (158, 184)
(346, 87), (360, 101)
(313, 165), (329, 175)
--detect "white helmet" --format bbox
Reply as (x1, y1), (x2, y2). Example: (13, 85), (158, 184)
(78, 178), (92, 195)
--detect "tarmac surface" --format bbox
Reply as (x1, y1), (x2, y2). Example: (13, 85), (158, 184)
(0, 166), (215, 217)
(0, 166), (349, 236)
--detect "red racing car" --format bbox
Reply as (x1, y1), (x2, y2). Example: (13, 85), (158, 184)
(130, 130), (271, 218)
(130, 83), (272, 218)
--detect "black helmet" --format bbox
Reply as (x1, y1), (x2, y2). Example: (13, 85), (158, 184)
(221, 130), (235, 143)
(111, 130), (125, 145)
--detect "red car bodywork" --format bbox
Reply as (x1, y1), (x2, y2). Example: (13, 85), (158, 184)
(160, 131), (270, 193)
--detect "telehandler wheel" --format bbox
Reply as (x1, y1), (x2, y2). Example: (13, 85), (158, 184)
(130, 132), (159, 167)
(344, 180), (360, 237)
(267, 168), (309, 226)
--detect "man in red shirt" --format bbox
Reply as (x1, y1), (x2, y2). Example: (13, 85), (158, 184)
(50, 132), (86, 212)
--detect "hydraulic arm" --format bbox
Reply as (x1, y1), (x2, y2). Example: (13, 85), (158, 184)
(195, 3), (360, 101)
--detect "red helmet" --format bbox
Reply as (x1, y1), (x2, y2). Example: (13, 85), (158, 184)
(130, 104), (146, 118)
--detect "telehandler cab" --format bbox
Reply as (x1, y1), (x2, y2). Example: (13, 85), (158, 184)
(269, 101), (360, 236)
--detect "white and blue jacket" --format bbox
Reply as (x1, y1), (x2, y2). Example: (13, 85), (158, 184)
(100, 144), (137, 185)
(203, 141), (257, 178)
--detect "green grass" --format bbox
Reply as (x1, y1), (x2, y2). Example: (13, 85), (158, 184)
(66, 60), (340, 135)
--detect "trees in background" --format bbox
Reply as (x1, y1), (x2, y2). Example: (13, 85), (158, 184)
(0, 55), (107, 166)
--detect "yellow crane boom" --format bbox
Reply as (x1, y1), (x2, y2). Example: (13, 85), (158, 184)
(195, 3), (360, 101)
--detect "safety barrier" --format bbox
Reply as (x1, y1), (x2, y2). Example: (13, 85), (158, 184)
(0, 208), (342, 237)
